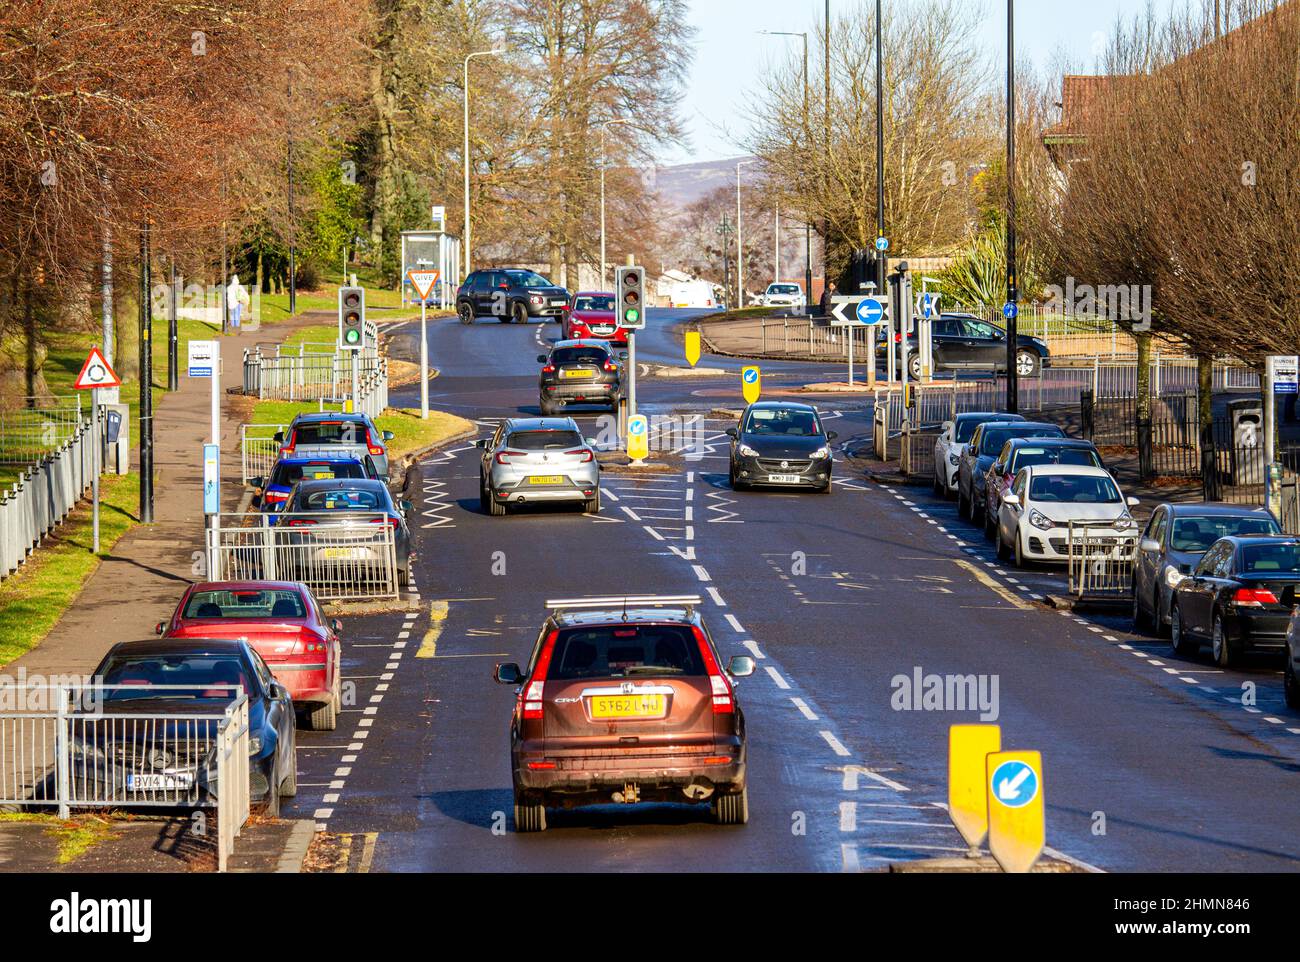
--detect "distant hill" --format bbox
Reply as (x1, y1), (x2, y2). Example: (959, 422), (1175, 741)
(649, 156), (754, 210)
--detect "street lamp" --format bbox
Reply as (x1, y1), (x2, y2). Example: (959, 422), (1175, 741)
(736, 159), (753, 308)
(463, 45), (506, 276)
(759, 30), (813, 306)
(600, 119), (637, 290)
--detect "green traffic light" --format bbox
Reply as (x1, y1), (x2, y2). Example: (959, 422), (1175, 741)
(345, 328), (361, 344)
(625, 309), (640, 324)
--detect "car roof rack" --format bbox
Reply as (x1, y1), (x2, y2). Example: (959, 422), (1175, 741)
(545, 595), (702, 621)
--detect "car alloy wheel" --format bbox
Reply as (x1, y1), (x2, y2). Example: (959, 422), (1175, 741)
(1212, 617), (1233, 668)
(1170, 605), (1194, 656)
(458, 303), (474, 325)
(909, 354), (922, 380)
(512, 302), (528, 324)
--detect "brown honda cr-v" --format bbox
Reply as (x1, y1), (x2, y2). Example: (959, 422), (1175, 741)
(493, 595), (755, 832)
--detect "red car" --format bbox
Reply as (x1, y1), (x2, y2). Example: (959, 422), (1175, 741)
(564, 291), (629, 346)
(157, 581), (343, 731)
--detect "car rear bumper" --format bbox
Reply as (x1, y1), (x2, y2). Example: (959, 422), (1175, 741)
(1224, 612), (1289, 653)
(542, 381), (619, 401)
(266, 662), (330, 705)
(514, 750), (746, 800)
(492, 477), (599, 504)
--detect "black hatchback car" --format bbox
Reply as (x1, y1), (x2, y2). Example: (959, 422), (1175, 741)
(726, 402), (837, 493)
(457, 268), (571, 325)
(879, 313), (1050, 378)
(87, 639), (298, 814)
(1170, 535), (1300, 667)
(537, 340), (622, 415)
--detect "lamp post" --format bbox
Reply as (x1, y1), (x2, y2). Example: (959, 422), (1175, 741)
(760, 30), (813, 306)
(736, 159), (754, 309)
(1005, 0), (1019, 414)
(463, 46), (505, 276)
(874, 0), (886, 297)
(600, 119), (636, 290)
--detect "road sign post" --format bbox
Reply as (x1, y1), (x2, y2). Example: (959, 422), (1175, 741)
(72, 347), (122, 554)
(684, 331), (701, 368)
(407, 270), (440, 420)
(830, 296), (887, 388)
(986, 750), (1045, 873)
(948, 724), (1002, 855)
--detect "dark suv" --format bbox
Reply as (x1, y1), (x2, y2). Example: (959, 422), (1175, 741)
(493, 595), (756, 832)
(878, 313), (1051, 378)
(457, 268), (571, 325)
(537, 339), (622, 415)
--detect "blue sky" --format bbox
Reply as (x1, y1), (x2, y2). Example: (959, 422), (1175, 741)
(662, 0), (1179, 166)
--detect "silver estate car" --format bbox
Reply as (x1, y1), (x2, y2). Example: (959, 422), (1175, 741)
(477, 418), (602, 516)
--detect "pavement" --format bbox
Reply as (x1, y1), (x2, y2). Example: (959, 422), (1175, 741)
(261, 309), (1300, 872)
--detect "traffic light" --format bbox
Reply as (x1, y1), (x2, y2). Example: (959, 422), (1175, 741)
(338, 286), (365, 352)
(616, 266), (647, 331)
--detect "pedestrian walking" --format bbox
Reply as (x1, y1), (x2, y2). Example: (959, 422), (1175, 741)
(397, 452), (420, 502)
(819, 281), (837, 317)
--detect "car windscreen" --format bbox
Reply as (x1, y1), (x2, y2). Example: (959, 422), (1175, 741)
(1011, 447), (1102, 472)
(743, 408), (821, 437)
(507, 271), (551, 287)
(548, 625), (706, 679)
(97, 655), (254, 700)
(291, 421), (364, 445)
(574, 296), (615, 311)
(1173, 517), (1282, 552)
(271, 461), (365, 486)
(297, 487), (386, 511)
(1028, 474), (1121, 504)
(183, 589), (306, 620)
(507, 430), (584, 451)
(981, 425), (1062, 455)
(768, 285), (800, 294)
(1240, 543), (1300, 573)
(551, 347), (608, 366)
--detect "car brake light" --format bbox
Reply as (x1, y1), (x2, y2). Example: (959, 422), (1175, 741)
(369, 516), (400, 529)
(522, 630), (558, 719)
(265, 491), (288, 503)
(526, 761), (557, 770)
(1233, 588), (1278, 607)
(496, 450), (524, 465)
(542, 365), (556, 374)
(286, 518), (316, 527)
(691, 627), (733, 713)
(280, 430), (297, 457)
(565, 448), (594, 463)
(364, 428), (383, 456)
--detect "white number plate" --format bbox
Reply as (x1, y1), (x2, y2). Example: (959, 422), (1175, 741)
(128, 772), (194, 791)
(551, 299), (567, 307)
(767, 474), (802, 484)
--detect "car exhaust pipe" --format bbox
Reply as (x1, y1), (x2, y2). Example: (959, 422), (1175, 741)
(682, 779), (714, 801)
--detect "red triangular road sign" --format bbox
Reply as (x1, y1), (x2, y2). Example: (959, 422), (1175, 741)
(407, 270), (440, 301)
(73, 346), (121, 390)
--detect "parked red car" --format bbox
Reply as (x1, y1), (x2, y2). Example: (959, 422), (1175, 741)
(564, 291), (629, 346)
(158, 581), (343, 730)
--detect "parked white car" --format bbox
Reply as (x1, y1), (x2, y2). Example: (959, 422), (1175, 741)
(759, 283), (805, 308)
(994, 463), (1139, 566)
(932, 412), (1022, 499)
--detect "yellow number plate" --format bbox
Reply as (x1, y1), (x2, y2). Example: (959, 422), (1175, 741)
(590, 694), (666, 718)
(528, 475), (563, 485)
(322, 547), (364, 560)
(562, 369), (593, 379)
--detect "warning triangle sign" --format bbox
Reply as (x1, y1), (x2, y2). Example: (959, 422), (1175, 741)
(73, 346), (122, 390)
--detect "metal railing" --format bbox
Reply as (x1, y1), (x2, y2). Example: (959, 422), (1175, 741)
(240, 423), (288, 485)
(242, 346), (385, 402)
(0, 396), (84, 464)
(206, 511), (399, 601)
(1066, 522), (1137, 600)
(1, 416), (99, 580)
(0, 684), (250, 871)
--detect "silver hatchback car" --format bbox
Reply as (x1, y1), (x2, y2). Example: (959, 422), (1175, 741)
(477, 418), (602, 516)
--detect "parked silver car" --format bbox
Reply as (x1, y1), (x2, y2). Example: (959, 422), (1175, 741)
(476, 418), (601, 516)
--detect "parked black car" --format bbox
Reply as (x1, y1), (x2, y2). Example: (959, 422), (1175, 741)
(457, 269), (571, 325)
(727, 401), (837, 493)
(537, 339), (622, 415)
(1170, 535), (1300, 667)
(877, 313), (1050, 378)
(87, 639), (298, 814)
(1133, 503), (1280, 637)
(957, 420), (1065, 525)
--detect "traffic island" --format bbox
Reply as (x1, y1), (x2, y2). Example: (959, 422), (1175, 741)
(884, 853), (1087, 873)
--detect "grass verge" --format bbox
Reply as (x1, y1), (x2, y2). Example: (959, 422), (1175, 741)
(247, 399), (473, 462)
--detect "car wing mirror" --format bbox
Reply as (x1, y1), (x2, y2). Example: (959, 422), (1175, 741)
(825, 431), (838, 441)
(537, 355), (548, 364)
(383, 431), (395, 442)
(727, 655), (756, 678)
(725, 427), (739, 439)
(474, 439), (489, 449)
(154, 621), (165, 636)
(1140, 538), (1161, 553)
(399, 500), (413, 513)
(494, 663), (523, 685)
(273, 431), (284, 444)
(1126, 496), (1140, 507)
(249, 476), (265, 490)
(331, 618), (344, 634)
(1003, 493), (1020, 507)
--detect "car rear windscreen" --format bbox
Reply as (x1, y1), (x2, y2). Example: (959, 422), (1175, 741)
(552, 347), (608, 365)
(97, 655), (254, 700)
(549, 625), (706, 680)
(507, 430), (584, 451)
(272, 462), (365, 485)
(1012, 447), (1102, 471)
(184, 589), (306, 620)
(298, 488), (386, 511)
(1172, 516), (1281, 551)
(982, 425), (1063, 454)
(292, 421), (364, 445)
(1028, 474), (1120, 503)
(1240, 543), (1300, 573)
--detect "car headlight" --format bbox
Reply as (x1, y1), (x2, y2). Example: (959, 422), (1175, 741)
(1029, 509), (1054, 531)
(1114, 513), (1134, 530)
(248, 735), (263, 755)
(738, 444), (759, 458)
(810, 446), (831, 460)
(1164, 566), (1187, 589)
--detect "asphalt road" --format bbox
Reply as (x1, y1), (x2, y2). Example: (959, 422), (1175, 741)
(282, 311), (1300, 872)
